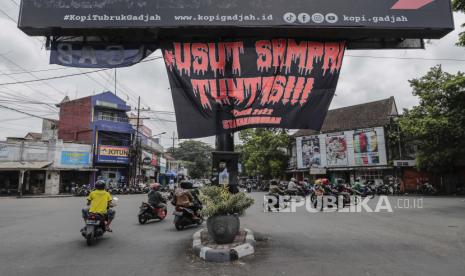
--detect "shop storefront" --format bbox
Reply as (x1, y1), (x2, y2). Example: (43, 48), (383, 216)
(0, 170), (19, 196)
(53, 146), (94, 193)
(95, 144), (130, 186)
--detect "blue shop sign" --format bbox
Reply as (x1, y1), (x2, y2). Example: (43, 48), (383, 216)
(61, 151), (90, 166)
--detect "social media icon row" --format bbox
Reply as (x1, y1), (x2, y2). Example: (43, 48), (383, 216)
(283, 12), (338, 24)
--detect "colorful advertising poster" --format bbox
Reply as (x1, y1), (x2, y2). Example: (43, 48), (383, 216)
(325, 133), (348, 166)
(97, 145), (129, 164)
(301, 136), (321, 168)
(353, 128), (380, 165)
(161, 39), (345, 138)
(61, 151), (90, 166)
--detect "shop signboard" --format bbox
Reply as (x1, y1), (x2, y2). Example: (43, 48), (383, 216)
(96, 145), (129, 164)
(61, 151), (90, 166)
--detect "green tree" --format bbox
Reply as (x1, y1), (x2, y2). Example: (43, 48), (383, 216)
(168, 140), (213, 179)
(453, 0), (465, 46)
(239, 129), (290, 179)
(399, 65), (465, 173)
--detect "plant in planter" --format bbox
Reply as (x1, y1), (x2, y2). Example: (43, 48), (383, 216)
(199, 185), (254, 244)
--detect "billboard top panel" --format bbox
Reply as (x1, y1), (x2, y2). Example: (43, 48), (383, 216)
(18, 0), (453, 40)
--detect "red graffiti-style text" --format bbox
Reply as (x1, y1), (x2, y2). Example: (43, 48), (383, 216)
(256, 40), (344, 75)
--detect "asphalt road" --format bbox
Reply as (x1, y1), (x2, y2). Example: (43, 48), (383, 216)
(1, 193), (465, 276)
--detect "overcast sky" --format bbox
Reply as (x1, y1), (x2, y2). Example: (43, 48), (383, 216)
(0, 1), (464, 149)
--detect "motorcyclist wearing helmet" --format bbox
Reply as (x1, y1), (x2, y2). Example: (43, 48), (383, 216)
(148, 183), (166, 209)
(82, 180), (115, 232)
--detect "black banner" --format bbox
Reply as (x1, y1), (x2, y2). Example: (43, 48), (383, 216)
(50, 42), (157, 68)
(161, 39), (345, 138)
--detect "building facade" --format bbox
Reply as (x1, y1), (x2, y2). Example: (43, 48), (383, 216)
(0, 139), (93, 196)
(58, 91), (133, 186)
(288, 97), (416, 189)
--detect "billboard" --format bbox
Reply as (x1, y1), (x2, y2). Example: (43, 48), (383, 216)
(96, 145), (129, 164)
(325, 133), (348, 167)
(18, 0), (453, 39)
(296, 127), (388, 168)
(61, 151), (90, 166)
(353, 128), (380, 165)
(297, 136), (321, 169)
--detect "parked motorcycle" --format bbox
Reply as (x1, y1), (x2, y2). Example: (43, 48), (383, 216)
(74, 185), (90, 197)
(138, 202), (167, 224)
(418, 182), (437, 195)
(350, 184), (375, 198)
(173, 206), (203, 230)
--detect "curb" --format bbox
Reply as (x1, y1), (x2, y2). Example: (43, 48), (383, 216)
(193, 228), (255, 262)
(16, 195), (74, 199)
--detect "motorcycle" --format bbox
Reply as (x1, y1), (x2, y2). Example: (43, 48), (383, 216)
(418, 182), (437, 195)
(350, 184), (375, 198)
(74, 185), (90, 197)
(173, 206), (203, 230)
(138, 202), (167, 224)
(81, 197), (117, 246)
(309, 184), (350, 208)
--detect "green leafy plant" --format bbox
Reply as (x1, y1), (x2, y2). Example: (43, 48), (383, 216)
(199, 186), (255, 217)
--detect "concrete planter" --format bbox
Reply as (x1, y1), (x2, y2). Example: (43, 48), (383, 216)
(207, 215), (240, 244)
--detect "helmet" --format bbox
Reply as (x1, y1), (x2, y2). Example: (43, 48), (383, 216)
(150, 183), (160, 191)
(180, 180), (193, 189)
(95, 180), (105, 190)
(321, 178), (330, 185)
(290, 178), (297, 182)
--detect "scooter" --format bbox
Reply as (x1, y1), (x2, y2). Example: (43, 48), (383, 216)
(81, 198), (117, 246)
(173, 206), (203, 230)
(138, 202), (167, 224)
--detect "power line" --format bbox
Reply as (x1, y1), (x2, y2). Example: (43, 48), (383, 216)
(0, 103), (52, 120)
(8, 0), (19, 7)
(0, 68), (110, 86)
(0, 54), (66, 96)
(0, 66), (75, 76)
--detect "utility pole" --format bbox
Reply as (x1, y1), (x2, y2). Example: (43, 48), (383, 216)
(114, 68), (117, 96)
(171, 131), (176, 149)
(132, 96), (141, 186)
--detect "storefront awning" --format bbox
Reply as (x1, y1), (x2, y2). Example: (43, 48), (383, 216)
(53, 167), (98, 172)
(0, 161), (52, 170)
(327, 166), (393, 171)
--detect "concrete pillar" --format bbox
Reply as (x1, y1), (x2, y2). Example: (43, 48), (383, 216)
(18, 170), (25, 197)
(45, 171), (60, 195)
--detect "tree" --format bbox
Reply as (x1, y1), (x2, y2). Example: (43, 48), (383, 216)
(239, 129), (290, 179)
(168, 140), (213, 179)
(399, 65), (465, 173)
(453, 0), (465, 46)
